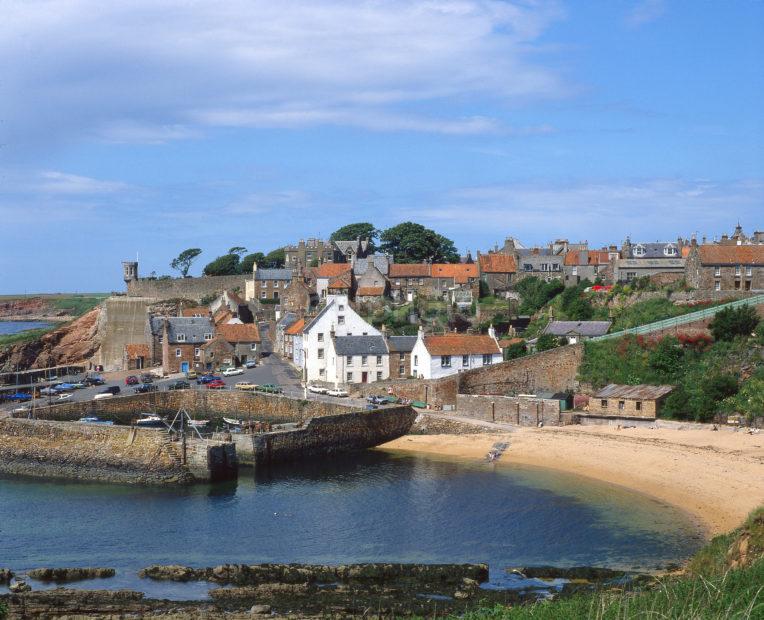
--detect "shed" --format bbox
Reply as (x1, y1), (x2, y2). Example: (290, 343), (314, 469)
(592, 384), (674, 419)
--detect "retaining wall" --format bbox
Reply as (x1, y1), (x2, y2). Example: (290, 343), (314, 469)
(126, 274), (247, 302)
(455, 394), (568, 426)
(350, 376), (458, 408)
(95, 297), (155, 372)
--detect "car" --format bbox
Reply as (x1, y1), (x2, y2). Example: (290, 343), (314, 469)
(244, 360), (257, 369)
(39, 387), (59, 396)
(56, 393), (73, 401)
(103, 386), (121, 395)
(4, 392), (32, 402)
(257, 384), (283, 394)
(206, 379), (226, 389)
(54, 383), (76, 392)
(327, 388), (349, 397)
(125, 375), (140, 386)
(366, 395), (388, 405)
(84, 376), (105, 386)
(12, 406), (30, 414)
(235, 381), (258, 391)
(222, 367), (245, 377)
(134, 383), (158, 393)
(197, 375), (222, 385)
(93, 392), (113, 400)
(185, 370), (198, 380)
(308, 384), (328, 394)
(139, 374), (154, 384)
(70, 382), (87, 389)
(167, 380), (191, 391)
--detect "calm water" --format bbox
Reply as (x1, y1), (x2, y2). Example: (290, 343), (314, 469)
(0, 320), (52, 335)
(0, 450), (703, 598)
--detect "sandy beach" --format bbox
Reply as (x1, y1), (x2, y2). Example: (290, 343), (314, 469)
(382, 425), (764, 537)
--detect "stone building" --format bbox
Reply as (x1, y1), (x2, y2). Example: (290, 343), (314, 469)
(430, 263), (479, 299)
(563, 248), (618, 286)
(245, 264), (293, 302)
(123, 343), (149, 371)
(685, 244), (764, 291)
(200, 335), (235, 371)
(515, 247), (565, 282)
(284, 238), (334, 269)
(542, 320), (611, 344)
(333, 335), (390, 384)
(312, 262), (353, 299)
(333, 237), (371, 263)
(148, 316), (215, 374)
(279, 271), (314, 315)
(592, 384), (673, 419)
(216, 323), (261, 366)
(354, 256), (390, 303)
(389, 263), (431, 302)
(612, 238), (687, 284)
(284, 318), (305, 366)
(385, 334), (417, 379)
(478, 253), (517, 296)
(411, 327), (502, 379)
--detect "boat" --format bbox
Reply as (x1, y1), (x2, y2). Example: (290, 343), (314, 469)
(135, 413), (165, 428)
(78, 416), (114, 425)
(223, 417), (243, 427)
(188, 419), (210, 429)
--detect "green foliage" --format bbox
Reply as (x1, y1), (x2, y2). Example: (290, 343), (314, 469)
(514, 277), (565, 315)
(263, 248), (286, 268)
(239, 252), (265, 274)
(559, 280), (594, 320)
(379, 221), (460, 263)
(330, 222), (378, 251)
(199, 293), (218, 305)
(610, 298), (712, 331)
(647, 337), (684, 379)
(0, 326), (56, 348)
(504, 341), (527, 360)
(50, 294), (107, 316)
(536, 333), (561, 352)
(721, 368), (764, 422)
(709, 305), (760, 341)
(309, 258), (320, 268)
(228, 246), (247, 256)
(203, 253), (240, 276)
(170, 248), (202, 277)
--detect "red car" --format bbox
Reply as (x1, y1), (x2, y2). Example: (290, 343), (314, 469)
(125, 375), (139, 386)
(206, 379), (226, 390)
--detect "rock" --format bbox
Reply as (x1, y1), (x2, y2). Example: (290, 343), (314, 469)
(139, 564), (203, 582)
(9, 579), (32, 593)
(27, 567), (116, 582)
(0, 568), (13, 584)
(514, 566), (627, 581)
(250, 604), (272, 614)
(453, 589), (471, 599)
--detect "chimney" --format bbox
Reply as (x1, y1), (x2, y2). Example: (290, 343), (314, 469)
(580, 250), (589, 265)
(488, 323), (496, 339)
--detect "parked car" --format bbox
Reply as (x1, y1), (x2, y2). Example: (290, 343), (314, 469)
(244, 360), (257, 369)
(222, 367), (245, 377)
(235, 382), (258, 391)
(84, 376), (105, 386)
(70, 382), (87, 389)
(185, 370), (198, 380)
(104, 386), (121, 395)
(93, 392), (113, 400)
(327, 388), (349, 398)
(54, 383), (77, 392)
(134, 383), (158, 393)
(198, 375), (222, 385)
(125, 375), (140, 386)
(4, 392), (32, 402)
(366, 395), (388, 405)
(139, 374), (154, 384)
(39, 387), (59, 396)
(308, 384), (327, 394)
(167, 380), (191, 391)
(257, 384), (283, 394)
(206, 379), (226, 390)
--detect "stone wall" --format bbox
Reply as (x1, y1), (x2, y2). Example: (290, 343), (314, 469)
(252, 406), (416, 465)
(95, 297), (155, 372)
(409, 412), (496, 434)
(126, 274), (247, 302)
(455, 394), (565, 426)
(350, 376), (459, 408)
(457, 344), (584, 396)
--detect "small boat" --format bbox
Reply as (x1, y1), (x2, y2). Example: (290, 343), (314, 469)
(135, 414), (165, 428)
(78, 416), (114, 425)
(188, 419), (210, 429)
(223, 417), (243, 427)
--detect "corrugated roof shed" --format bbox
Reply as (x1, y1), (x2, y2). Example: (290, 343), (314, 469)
(594, 384), (674, 400)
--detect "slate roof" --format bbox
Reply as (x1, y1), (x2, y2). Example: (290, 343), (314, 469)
(431, 263), (478, 283)
(255, 268), (293, 281)
(389, 263), (431, 278)
(333, 335), (388, 356)
(543, 320), (612, 337)
(478, 253), (517, 273)
(626, 242), (680, 259)
(698, 245), (764, 265)
(217, 323), (260, 343)
(423, 334), (501, 355)
(386, 335), (417, 353)
(517, 248), (556, 257)
(353, 255), (392, 276)
(594, 384), (674, 400)
(150, 317), (214, 344)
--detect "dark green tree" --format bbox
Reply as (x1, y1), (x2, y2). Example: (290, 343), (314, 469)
(379, 222), (460, 263)
(709, 306), (760, 341)
(330, 223), (378, 251)
(240, 252), (265, 274)
(228, 246), (247, 256)
(647, 337), (685, 379)
(505, 341), (527, 360)
(536, 333), (561, 351)
(263, 248), (286, 268)
(203, 253), (240, 276)
(170, 248), (202, 277)
(515, 277), (565, 315)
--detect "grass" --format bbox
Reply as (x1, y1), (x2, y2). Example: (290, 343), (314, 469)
(452, 507), (764, 620)
(0, 326), (56, 348)
(49, 294), (108, 316)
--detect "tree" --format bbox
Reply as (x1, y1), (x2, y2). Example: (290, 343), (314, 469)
(515, 277), (565, 315)
(170, 248), (202, 277)
(505, 341), (527, 360)
(228, 246), (247, 256)
(709, 306), (760, 341)
(330, 223), (378, 251)
(379, 222), (460, 263)
(263, 248), (286, 268)
(647, 336), (685, 379)
(240, 252), (265, 274)
(203, 253), (240, 276)
(536, 333), (561, 351)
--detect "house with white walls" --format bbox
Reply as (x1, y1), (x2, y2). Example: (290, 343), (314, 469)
(410, 327), (502, 379)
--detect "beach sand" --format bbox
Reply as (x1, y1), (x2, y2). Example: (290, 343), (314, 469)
(381, 425), (764, 537)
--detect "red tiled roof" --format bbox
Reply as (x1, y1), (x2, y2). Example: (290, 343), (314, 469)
(563, 250), (612, 266)
(181, 306), (209, 317)
(478, 253), (516, 273)
(698, 245), (764, 265)
(124, 343), (149, 358)
(389, 263), (431, 278)
(213, 308), (233, 325)
(226, 290), (246, 306)
(431, 263), (478, 284)
(498, 337), (524, 348)
(423, 334), (500, 355)
(217, 323), (260, 343)
(285, 318), (305, 335)
(314, 262), (352, 278)
(357, 286), (385, 297)
(328, 273), (352, 290)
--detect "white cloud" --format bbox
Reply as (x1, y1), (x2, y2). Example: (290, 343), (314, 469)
(38, 171), (129, 195)
(0, 1), (565, 147)
(625, 0), (665, 28)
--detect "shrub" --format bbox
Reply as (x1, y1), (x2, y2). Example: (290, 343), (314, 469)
(710, 306), (760, 341)
(536, 333), (561, 351)
(504, 342), (527, 360)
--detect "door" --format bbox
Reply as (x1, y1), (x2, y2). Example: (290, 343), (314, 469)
(181, 361), (189, 373)
(136, 357), (144, 370)
(407, 291), (413, 302)
(361, 372), (368, 383)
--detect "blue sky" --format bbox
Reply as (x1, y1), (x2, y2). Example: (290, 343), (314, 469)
(0, 0), (762, 294)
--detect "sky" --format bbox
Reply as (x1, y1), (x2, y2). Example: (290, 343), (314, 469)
(0, 0), (762, 294)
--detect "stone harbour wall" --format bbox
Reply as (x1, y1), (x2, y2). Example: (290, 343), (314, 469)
(252, 406), (416, 465)
(456, 394), (568, 426)
(350, 376), (459, 408)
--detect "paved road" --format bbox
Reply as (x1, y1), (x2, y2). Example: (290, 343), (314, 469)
(2, 354), (371, 414)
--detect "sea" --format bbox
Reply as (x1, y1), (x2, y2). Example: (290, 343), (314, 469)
(0, 320), (52, 335)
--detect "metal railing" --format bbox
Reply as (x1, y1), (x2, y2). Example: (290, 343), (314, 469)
(590, 294), (764, 342)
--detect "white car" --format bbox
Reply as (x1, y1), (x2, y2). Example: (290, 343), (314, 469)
(222, 367), (245, 377)
(307, 384), (328, 394)
(93, 393), (113, 401)
(327, 388), (349, 398)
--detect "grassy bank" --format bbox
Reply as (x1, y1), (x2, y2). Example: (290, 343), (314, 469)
(0, 327), (56, 348)
(456, 508), (764, 620)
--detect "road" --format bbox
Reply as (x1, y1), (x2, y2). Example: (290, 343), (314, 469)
(2, 354), (372, 414)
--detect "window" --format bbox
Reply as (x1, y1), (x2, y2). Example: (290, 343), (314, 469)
(746, 266), (753, 276)
(209, 352), (214, 359)
(626, 271), (637, 281)
(273, 291), (279, 300)
(636, 402), (642, 411)
(633, 245), (645, 257)
(361, 355), (368, 365)
(618, 400), (625, 410)
(338, 315), (345, 325)
(346, 372), (353, 382)
(735, 265), (741, 276)
(523, 263), (533, 271)
(663, 245), (677, 256)
(399, 365), (405, 375)
(376, 355), (383, 366)
(462, 354), (469, 367)
(418, 278), (424, 285)
(483, 354), (493, 365)
(194, 347), (200, 357)
(714, 266), (721, 276)
(395, 280), (400, 286)
(175, 348), (182, 357)
(319, 368), (325, 376)
(338, 304), (345, 311)
(318, 333), (324, 342)
(158, 335), (163, 344)
(260, 291), (267, 299)
(204, 333), (212, 340)
(600, 399), (607, 408)
(376, 371), (383, 381)
(571, 267), (578, 276)
(250, 343), (257, 351)
(441, 355), (451, 367)
(715, 281), (721, 291)
(399, 352), (405, 360)
(414, 355), (418, 366)
(541, 263), (548, 271)
(346, 355), (353, 366)
(318, 348), (324, 359)
(176, 333), (186, 342)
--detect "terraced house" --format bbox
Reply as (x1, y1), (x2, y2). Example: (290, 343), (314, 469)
(685, 244), (764, 291)
(245, 263), (293, 302)
(410, 327), (502, 379)
(148, 316), (215, 374)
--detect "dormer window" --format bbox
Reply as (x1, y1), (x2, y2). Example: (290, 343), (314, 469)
(633, 245), (646, 257)
(663, 245), (677, 257)
(176, 333), (186, 342)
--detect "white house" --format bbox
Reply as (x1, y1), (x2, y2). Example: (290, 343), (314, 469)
(302, 295), (382, 384)
(411, 327), (502, 379)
